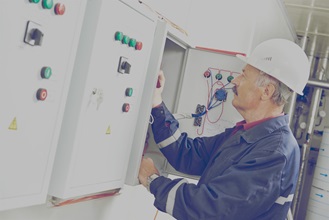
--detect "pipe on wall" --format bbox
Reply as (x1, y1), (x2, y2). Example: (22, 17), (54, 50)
(293, 52), (329, 219)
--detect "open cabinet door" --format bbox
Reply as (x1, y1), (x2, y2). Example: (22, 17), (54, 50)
(143, 45), (246, 179)
(175, 48), (245, 138)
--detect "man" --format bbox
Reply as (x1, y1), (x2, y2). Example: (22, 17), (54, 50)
(138, 38), (310, 219)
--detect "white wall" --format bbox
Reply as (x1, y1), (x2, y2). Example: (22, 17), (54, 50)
(186, 0), (295, 54)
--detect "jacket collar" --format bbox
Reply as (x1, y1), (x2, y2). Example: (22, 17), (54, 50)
(240, 114), (289, 144)
(223, 115), (289, 147)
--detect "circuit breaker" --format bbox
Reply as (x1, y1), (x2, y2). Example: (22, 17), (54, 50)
(0, 1), (87, 211)
(48, 0), (157, 199)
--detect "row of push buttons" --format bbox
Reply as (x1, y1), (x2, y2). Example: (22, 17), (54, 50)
(29, 0), (65, 15)
(115, 31), (143, 50)
(203, 71), (235, 82)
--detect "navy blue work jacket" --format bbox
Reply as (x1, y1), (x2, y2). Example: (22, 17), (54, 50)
(149, 102), (300, 220)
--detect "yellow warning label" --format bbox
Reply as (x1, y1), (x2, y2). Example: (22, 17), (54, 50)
(106, 126), (111, 134)
(8, 117), (17, 130)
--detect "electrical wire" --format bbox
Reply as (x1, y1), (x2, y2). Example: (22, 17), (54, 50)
(50, 190), (120, 207)
(153, 209), (159, 220)
(194, 67), (240, 135)
(138, 1), (188, 36)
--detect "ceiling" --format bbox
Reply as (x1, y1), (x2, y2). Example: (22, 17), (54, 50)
(284, 0), (329, 58)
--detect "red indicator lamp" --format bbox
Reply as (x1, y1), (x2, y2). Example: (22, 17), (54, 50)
(122, 103), (130, 112)
(54, 3), (65, 15)
(36, 88), (48, 101)
(135, 41), (143, 50)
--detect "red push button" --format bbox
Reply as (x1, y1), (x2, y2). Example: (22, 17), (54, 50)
(135, 41), (143, 50)
(204, 70), (211, 78)
(36, 88), (48, 101)
(54, 3), (65, 15)
(122, 103), (130, 112)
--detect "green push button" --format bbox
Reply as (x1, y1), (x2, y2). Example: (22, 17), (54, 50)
(125, 88), (133, 97)
(41, 67), (52, 79)
(227, 75), (234, 82)
(29, 0), (40, 3)
(122, 35), (130, 45)
(115, 31), (123, 41)
(42, 0), (54, 9)
(215, 73), (222, 80)
(129, 38), (137, 48)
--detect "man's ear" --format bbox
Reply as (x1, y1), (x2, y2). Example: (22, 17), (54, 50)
(261, 83), (275, 101)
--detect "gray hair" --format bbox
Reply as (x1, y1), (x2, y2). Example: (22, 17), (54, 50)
(256, 71), (292, 106)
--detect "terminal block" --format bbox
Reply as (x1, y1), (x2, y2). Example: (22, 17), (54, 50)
(194, 104), (206, 126)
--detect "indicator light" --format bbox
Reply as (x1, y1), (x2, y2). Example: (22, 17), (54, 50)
(54, 3), (65, 15)
(29, 0), (40, 3)
(42, 0), (54, 9)
(125, 88), (133, 97)
(122, 35), (130, 44)
(36, 88), (48, 101)
(203, 70), (211, 78)
(215, 73), (222, 80)
(41, 67), (52, 79)
(115, 31), (123, 41)
(135, 41), (143, 50)
(227, 75), (234, 82)
(122, 103), (130, 112)
(129, 38), (137, 48)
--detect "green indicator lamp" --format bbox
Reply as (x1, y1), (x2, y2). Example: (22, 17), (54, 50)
(115, 31), (123, 41)
(215, 73), (223, 80)
(29, 0), (41, 3)
(41, 67), (52, 79)
(129, 38), (137, 48)
(125, 88), (133, 97)
(42, 0), (54, 9)
(227, 75), (234, 82)
(122, 35), (130, 44)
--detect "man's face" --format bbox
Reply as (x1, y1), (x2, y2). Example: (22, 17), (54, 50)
(231, 64), (262, 113)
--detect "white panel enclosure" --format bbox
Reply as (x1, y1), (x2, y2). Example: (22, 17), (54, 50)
(48, 0), (157, 199)
(0, 0), (87, 211)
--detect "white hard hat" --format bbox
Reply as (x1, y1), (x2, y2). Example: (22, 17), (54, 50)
(236, 38), (310, 95)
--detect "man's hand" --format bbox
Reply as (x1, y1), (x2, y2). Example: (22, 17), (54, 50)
(152, 70), (165, 108)
(138, 157), (159, 187)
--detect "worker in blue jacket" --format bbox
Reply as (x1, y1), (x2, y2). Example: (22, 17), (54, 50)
(138, 38), (310, 220)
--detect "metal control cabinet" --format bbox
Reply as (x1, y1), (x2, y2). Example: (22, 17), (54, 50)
(0, 1), (87, 211)
(48, 0), (157, 199)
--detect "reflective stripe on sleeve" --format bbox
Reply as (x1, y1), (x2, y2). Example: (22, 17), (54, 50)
(166, 179), (188, 215)
(275, 194), (294, 205)
(158, 129), (182, 149)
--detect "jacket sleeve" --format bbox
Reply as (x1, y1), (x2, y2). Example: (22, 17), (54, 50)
(151, 102), (229, 176)
(150, 149), (288, 220)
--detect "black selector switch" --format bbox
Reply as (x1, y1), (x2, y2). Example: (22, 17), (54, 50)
(121, 61), (131, 74)
(118, 56), (131, 74)
(30, 29), (44, 46)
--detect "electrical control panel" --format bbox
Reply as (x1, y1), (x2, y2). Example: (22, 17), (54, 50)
(175, 48), (244, 138)
(0, 0), (87, 211)
(48, 0), (157, 199)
